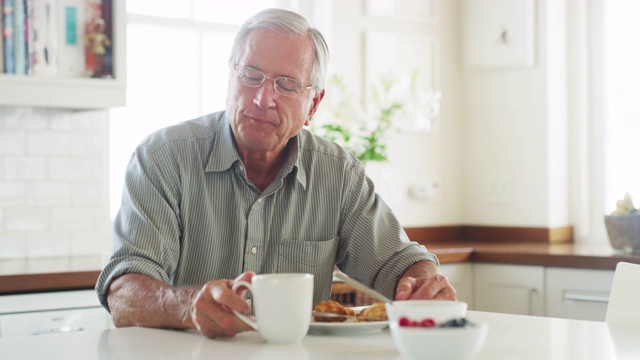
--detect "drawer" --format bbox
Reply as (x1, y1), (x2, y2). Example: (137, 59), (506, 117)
(0, 307), (110, 337)
(545, 267), (614, 321)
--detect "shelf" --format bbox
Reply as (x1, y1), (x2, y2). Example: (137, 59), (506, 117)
(0, 0), (126, 110)
(0, 75), (125, 109)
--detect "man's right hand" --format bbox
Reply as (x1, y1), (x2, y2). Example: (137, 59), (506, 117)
(107, 271), (256, 338)
(190, 271), (256, 337)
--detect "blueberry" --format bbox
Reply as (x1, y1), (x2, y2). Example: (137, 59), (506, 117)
(439, 318), (470, 328)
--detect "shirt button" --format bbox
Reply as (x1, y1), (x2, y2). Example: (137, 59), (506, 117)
(257, 198), (262, 203)
(251, 246), (257, 254)
(239, 165), (244, 172)
(246, 299), (252, 306)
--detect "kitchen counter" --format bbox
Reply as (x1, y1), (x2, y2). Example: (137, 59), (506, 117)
(0, 255), (103, 295)
(426, 241), (640, 269)
(1, 242), (639, 295)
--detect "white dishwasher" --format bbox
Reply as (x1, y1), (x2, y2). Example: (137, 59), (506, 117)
(0, 289), (113, 337)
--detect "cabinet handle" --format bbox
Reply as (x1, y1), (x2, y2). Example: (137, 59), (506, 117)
(563, 292), (609, 303)
(31, 326), (85, 335)
(528, 288), (538, 315)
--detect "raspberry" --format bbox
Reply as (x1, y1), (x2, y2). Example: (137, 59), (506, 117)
(399, 317), (411, 327)
(420, 318), (436, 328)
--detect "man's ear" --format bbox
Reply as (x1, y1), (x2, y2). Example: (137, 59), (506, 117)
(304, 89), (325, 126)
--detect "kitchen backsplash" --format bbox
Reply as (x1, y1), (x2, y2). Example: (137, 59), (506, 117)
(0, 107), (111, 259)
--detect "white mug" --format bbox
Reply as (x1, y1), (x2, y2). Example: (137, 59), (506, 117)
(232, 273), (314, 344)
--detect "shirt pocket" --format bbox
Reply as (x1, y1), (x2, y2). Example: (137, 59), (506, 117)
(277, 237), (338, 272)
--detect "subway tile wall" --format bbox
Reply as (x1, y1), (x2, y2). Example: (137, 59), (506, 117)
(0, 107), (111, 259)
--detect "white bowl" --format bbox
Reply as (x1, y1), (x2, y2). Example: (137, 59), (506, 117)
(388, 321), (489, 360)
(385, 300), (468, 324)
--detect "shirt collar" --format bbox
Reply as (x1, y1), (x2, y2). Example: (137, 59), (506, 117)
(205, 112), (240, 173)
(205, 112), (308, 189)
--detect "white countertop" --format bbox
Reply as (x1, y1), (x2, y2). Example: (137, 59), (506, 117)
(1, 310), (638, 359)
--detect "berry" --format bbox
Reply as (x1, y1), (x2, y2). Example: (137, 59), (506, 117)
(439, 318), (469, 328)
(399, 317), (411, 327)
(420, 318), (436, 328)
(398, 317), (437, 328)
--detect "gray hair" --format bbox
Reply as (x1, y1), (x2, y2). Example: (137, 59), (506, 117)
(228, 8), (330, 92)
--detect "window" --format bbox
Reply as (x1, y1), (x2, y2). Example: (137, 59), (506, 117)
(574, 0), (640, 243)
(109, 0), (298, 217)
(603, 0), (640, 209)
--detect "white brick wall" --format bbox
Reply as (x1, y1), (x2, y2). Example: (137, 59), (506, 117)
(0, 107), (111, 259)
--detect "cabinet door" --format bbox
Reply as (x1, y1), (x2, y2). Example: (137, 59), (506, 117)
(0, 307), (111, 337)
(0, 289), (114, 337)
(440, 263), (474, 309)
(545, 267), (614, 321)
(474, 264), (544, 316)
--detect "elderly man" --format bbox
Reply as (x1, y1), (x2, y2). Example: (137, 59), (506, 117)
(97, 8), (455, 338)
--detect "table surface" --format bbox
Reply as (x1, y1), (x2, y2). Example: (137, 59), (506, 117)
(1, 310), (638, 359)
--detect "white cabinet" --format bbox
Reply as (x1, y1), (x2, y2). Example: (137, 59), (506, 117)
(0, 0), (126, 109)
(545, 267), (614, 321)
(472, 264), (615, 321)
(0, 290), (112, 338)
(0, 307), (109, 337)
(474, 264), (545, 316)
(440, 263), (474, 309)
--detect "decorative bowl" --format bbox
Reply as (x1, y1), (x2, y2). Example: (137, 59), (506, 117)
(604, 214), (640, 253)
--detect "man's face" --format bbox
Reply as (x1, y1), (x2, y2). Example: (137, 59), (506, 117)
(226, 29), (324, 156)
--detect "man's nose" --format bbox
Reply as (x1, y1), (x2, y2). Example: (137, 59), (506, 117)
(253, 78), (277, 109)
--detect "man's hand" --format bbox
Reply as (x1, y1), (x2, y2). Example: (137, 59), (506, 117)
(108, 271), (257, 338)
(395, 261), (457, 301)
(190, 271), (256, 337)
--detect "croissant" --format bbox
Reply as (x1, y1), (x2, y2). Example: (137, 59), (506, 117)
(313, 300), (356, 322)
(357, 302), (388, 322)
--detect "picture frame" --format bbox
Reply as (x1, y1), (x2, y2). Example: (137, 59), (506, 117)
(463, 0), (536, 69)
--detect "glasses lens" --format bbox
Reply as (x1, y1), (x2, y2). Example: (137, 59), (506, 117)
(235, 65), (308, 97)
(275, 78), (303, 95)
(237, 67), (264, 87)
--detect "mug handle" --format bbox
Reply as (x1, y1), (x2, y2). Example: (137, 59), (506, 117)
(231, 280), (258, 331)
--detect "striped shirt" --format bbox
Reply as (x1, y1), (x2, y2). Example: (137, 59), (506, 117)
(96, 111), (439, 310)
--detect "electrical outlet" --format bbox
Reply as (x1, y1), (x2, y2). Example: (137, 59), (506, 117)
(486, 172), (512, 203)
(409, 180), (439, 200)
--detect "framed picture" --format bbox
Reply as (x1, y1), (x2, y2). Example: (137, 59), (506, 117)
(364, 0), (436, 23)
(463, 0), (535, 69)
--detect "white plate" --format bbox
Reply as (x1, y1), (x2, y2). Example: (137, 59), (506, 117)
(308, 306), (389, 335)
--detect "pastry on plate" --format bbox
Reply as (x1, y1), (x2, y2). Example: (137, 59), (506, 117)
(357, 302), (388, 322)
(313, 300), (355, 322)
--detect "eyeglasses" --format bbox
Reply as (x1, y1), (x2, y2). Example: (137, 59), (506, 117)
(233, 65), (313, 97)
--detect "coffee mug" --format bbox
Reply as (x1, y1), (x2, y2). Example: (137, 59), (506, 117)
(232, 273), (314, 344)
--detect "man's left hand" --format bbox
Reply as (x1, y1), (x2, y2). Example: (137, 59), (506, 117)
(395, 261), (457, 300)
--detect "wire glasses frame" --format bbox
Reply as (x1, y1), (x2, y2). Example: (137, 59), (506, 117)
(233, 65), (313, 97)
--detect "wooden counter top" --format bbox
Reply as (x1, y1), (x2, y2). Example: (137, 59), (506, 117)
(428, 241), (640, 269)
(0, 255), (103, 295)
(2, 242), (639, 295)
